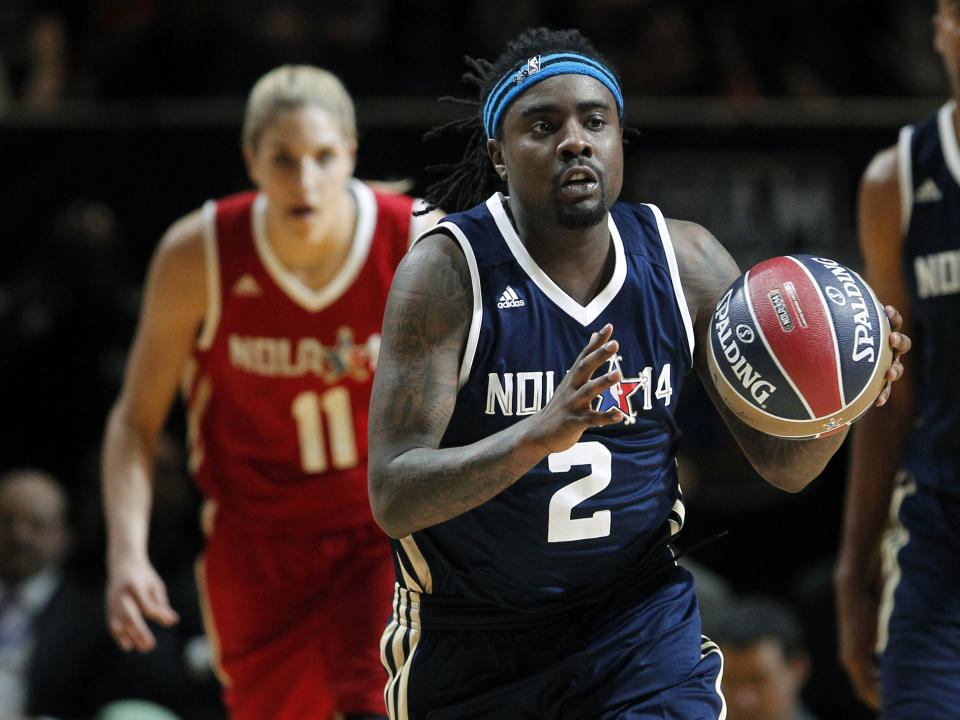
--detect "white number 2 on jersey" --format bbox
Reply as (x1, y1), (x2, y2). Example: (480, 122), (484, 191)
(547, 441), (612, 542)
(291, 388), (358, 473)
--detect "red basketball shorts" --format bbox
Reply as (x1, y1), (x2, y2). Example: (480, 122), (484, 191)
(198, 513), (395, 719)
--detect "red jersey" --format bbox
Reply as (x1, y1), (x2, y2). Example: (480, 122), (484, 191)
(185, 180), (414, 531)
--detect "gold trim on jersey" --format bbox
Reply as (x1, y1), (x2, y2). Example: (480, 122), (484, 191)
(197, 198), (221, 351)
(195, 555), (231, 689)
(185, 371), (212, 475)
(668, 479), (686, 537)
(381, 584), (423, 720)
(251, 180), (377, 312)
(200, 499), (217, 538)
(397, 534), (433, 594)
(877, 469), (915, 653)
(180, 356), (197, 398)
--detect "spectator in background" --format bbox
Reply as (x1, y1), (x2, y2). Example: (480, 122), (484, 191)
(71, 432), (222, 720)
(83, 2), (254, 98)
(80, 0), (394, 100)
(0, 464), (220, 720)
(565, 0), (718, 96)
(0, 467), (71, 717)
(723, 0), (900, 97)
(0, 197), (141, 494)
(0, 0), (69, 109)
(240, 0), (391, 95)
(712, 594), (821, 720)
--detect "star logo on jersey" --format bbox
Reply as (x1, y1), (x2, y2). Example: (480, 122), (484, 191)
(329, 327), (374, 381)
(593, 354), (644, 424)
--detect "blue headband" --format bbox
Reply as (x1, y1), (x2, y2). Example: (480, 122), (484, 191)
(482, 52), (624, 139)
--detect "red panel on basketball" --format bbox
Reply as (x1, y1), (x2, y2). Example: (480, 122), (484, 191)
(706, 254), (893, 439)
(747, 257), (842, 417)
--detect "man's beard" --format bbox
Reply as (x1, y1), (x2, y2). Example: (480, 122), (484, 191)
(551, 175), (609, 229)
(552, 195), (609, 229)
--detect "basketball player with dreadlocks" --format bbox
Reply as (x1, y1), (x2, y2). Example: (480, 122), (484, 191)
(368, 28), (910, 718)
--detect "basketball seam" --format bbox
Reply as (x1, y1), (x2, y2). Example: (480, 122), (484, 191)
(742, 264), (816, 420)
(787, 255), (846, 408)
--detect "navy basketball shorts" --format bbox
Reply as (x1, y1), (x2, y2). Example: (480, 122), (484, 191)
(381, 565), (725, 719)
(879, 472), (960, 719)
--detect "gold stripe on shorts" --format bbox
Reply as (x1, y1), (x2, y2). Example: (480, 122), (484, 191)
(381, 584), (423, 720)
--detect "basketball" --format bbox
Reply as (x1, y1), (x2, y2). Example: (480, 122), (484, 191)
(706, 254), (893, 439)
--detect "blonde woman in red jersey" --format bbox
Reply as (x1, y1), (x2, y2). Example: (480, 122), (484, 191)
(101, 65), (443, 720)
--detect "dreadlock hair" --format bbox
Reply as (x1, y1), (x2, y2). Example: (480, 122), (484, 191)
(419, 27), (623, 215)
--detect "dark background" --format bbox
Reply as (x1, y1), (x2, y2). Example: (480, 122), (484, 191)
(1, 1), (948, 717)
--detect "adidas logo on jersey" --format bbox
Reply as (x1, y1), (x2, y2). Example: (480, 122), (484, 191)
(232, 274), (262, 297)
(497, 285), (525, 308)
(915, 178), (943, 203)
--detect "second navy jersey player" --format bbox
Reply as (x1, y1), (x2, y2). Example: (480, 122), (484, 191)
(897, 101), (960, 494)
(393, 194), (693, 610)
(836, 94), (960, 718)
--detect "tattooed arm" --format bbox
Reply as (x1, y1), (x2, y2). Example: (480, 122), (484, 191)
(368, 231), (625, 538)
(669, 219), (852, 492)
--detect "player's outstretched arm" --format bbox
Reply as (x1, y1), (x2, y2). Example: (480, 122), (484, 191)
(367, 231), (625, 539)
(102, 211), (206, 651)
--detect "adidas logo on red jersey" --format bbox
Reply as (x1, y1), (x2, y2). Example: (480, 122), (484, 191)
(232, 274), (262, 297)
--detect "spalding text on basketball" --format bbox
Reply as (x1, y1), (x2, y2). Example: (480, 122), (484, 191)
(810, 257), (877, 364)
(714, 288), (777, 405)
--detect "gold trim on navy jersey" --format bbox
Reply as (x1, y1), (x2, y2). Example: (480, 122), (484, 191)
(877, 470), (915, 653)
(381, 584), (422, 720)
(395, 535), (433, 594)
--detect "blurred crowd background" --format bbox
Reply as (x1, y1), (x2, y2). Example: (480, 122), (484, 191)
(0, 0), (947, 104)
(0, 1), (947, 718)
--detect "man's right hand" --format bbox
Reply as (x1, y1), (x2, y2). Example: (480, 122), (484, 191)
(523, 323), (626, 455)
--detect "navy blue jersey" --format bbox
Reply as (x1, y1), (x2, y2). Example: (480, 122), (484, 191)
(391, 193), (696, 611)
(898, 101), (960, 497)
